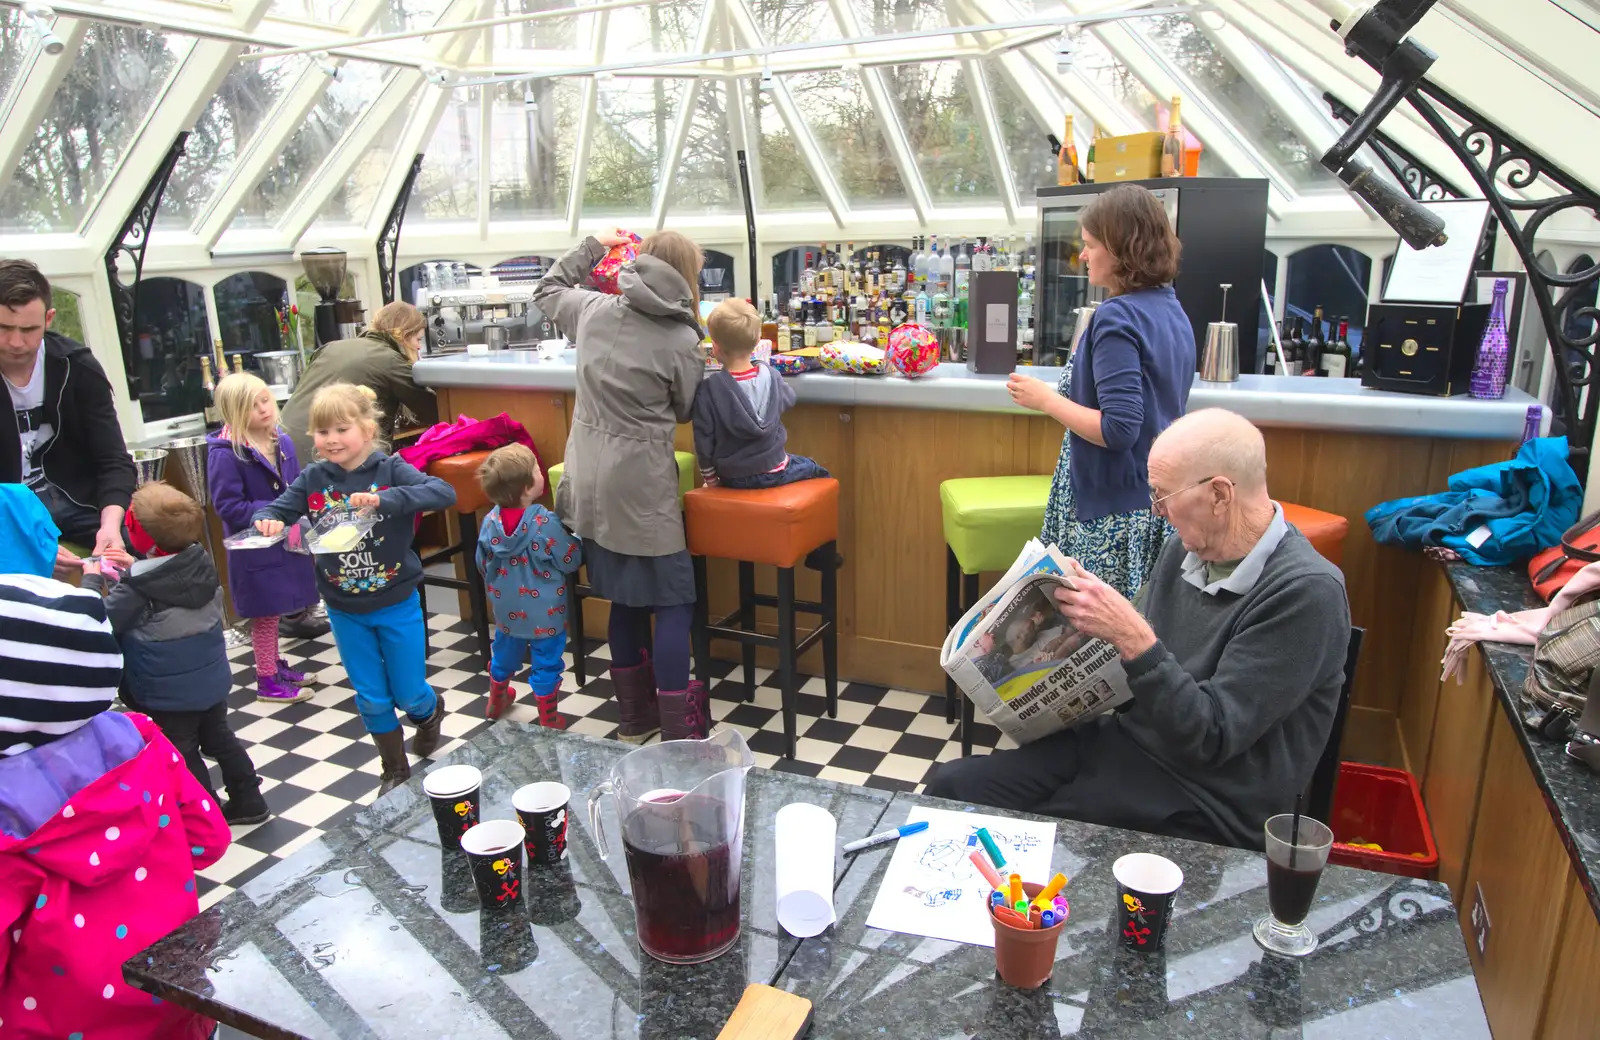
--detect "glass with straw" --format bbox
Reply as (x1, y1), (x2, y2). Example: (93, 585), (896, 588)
(1253, 795), (1334, 957)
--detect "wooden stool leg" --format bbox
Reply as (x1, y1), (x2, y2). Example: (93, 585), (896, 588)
(961, 689), (975, 757)
(460, 511), (490, 666)
(945, 547), (961, 724)
(567, 577), (586, 687)
(776, 566), (798, 760)
(738, 560), (757, 702)
(692, 555), (711, 688)
(820, 539), (838, 720)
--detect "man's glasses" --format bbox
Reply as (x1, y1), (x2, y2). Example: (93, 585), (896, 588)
(1149, 475), (1230, 513)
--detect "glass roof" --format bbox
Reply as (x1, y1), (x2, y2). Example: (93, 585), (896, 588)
(0, 0), (1589, 254)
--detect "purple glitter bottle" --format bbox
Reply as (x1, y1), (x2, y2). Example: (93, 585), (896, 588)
(1469, 278), (1511, 400)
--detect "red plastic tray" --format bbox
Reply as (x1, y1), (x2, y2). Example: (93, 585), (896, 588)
(1326, 762), (1439, 880)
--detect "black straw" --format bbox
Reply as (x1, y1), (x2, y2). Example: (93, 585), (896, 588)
(1289, 793), (1303, 869)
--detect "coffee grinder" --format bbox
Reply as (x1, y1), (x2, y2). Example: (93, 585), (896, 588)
(300, 247), (365, 346)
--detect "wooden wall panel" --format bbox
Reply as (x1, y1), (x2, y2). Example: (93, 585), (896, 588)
(1458, 708), (1575, 1040)
(1422, 615), (1496, 899)
(1542, 870), (1600, 1040)
(1397, 562), (1455, 781)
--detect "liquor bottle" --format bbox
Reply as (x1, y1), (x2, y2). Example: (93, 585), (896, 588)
(832, 295), (848, 343)
(1017, 275), (1034, 348)
(907, 238), (922, 289)
(761, 299), (778, 347)
(800, 252), (816, 296)
(1264, 320), (1280, 375)
(1085, 125), (1101, 182)
(932, 286), (950, 330)
(938, 238), (954, 295)
(199, 355), (220, 427)
(876, 295), (891, 346)
(920, 235), (935, 290)
(972, 237), (992, 274)
(954, 238), (971, 296)
(1161, 95), (1186, 178)
(1057, 114), (1081, 186)
(1282, 318), (1302, 376)
(889, 286), (909, 328)
(1302, 307), (1326, 376)
(1322, 319), (1351, 378)
(914, 281), (931, 326)
(890, 252), (907, 294)
(845, 242), (857, 293)
(1470, 278), (1512, 399)
(789, 297), (806, 352)
(776, 305), (792, 354)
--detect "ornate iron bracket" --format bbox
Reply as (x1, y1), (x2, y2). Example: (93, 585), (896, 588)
(103, 132), (187, 400)
(1324, 92), (1463, 202)
(376, 153), (424, 306)
(1400, 81), (1600, 478)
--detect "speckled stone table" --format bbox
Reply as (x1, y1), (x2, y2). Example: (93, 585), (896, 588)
(1443, 562), (1600, 924)
(124, 726), (1488, 1039)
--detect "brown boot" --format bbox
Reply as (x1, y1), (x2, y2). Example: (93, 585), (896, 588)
(610, 653), (660, 744)
(659, 680), (709, 741)
(373, 728), (411, 795)
(410, 699), (445, 759)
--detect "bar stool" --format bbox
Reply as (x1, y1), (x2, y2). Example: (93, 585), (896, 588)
(942, 475), (1052, 754)
(1279, 502), (1350, 567)
(419, 450), (494, 665)
(548, 450), (696, 685)
(686, 479), (840, 759)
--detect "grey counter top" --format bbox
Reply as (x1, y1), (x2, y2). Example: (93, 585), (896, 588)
(127, 725), (1488, 1039)
(413, 349), (1544, 440)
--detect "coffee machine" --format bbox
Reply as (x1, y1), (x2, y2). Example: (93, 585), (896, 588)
(300, 247), (365, 347)
(418, 287), (555, 355)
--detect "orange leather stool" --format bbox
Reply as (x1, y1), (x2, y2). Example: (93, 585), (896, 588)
(420, 451), (495, 665)
(685, 479), (841, 759)
(1279, 501), (1350, 568)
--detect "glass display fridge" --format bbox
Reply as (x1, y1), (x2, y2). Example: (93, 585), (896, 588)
(1034, 178), (1270, 371)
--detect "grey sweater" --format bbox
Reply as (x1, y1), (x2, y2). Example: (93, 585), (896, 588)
(691, 364), (794, 480)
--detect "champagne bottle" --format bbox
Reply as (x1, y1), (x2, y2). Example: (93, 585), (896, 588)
(1161, 95), (1186, 178)
(1085, 125), (1101, 182)
(1057, 114), (1081, 186)
(199, 355), (219, 427)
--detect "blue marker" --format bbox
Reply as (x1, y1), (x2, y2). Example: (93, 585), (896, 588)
(842, 820), (930, 854)
(1040, 909), (1056, 928)
(990, 890), (1006, 909)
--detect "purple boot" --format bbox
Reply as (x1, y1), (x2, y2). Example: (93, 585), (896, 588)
(277, 658), (316, 688)
(257, 673), (313, 704)
(659, 680), (710, 741)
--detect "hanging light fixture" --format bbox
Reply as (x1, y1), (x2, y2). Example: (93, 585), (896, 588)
(23, 4), (64, 56)
(314, 52), (343, 81)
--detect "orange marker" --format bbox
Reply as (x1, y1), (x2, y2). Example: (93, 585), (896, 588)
(993, 906), (1033, 929)
(1007, 873), (1023, 907)
(1031, 872), (1069, 911)
(1027, 906), (1043, 928)
(969, 850), (1003, 890)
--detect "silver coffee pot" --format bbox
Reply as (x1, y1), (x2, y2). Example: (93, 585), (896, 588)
(1199, 283), (1239, 382)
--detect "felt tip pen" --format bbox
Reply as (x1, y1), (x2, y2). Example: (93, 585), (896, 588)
(976, 828), (1007, 872)
(993, 906), (1033, 929)
(1028, 906), (1043, 928)
(1040, 909), (1056, 928)
(1031, 872), (1069, 910)
(969, 850), (1004, 890)
(842, 820), (929, 854)
(1014, 899), (1030, 913)
(1007, 873), (1023, 907)
(990, 890), (1006, 909)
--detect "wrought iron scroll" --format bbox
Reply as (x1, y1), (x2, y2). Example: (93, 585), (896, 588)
(1403, 81), (1600, 477)
(1324, 92), (1464, 202)
(103, 132), (187, 401)
(377, 153), (424, 306)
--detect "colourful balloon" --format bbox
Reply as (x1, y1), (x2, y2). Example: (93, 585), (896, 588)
(589, 229), (642, 295)
(887, 323), (939, 378)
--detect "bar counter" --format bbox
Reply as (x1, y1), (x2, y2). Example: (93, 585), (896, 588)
(413, 351), (1541, 766)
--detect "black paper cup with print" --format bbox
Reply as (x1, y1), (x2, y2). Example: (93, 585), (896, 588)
(461, 819), (526, 911)
(512, 781), (571, 866)
(1112, 853), (1183, 952)
(423, 764), (483, 850)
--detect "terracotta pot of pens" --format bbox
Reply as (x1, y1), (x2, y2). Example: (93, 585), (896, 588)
(989, 878), (1069, 989)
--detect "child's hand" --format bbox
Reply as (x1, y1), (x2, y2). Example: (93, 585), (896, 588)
(348, 492), (381, 510)
(102, 548), (135, 569)
(256, 518), (285, 537)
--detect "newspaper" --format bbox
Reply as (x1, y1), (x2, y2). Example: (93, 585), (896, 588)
(939, 539), (1131, 746)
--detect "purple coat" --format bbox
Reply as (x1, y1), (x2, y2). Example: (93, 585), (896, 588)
(206, 431), (319, 619)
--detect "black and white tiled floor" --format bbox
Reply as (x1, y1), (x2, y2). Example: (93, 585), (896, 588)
(193, 614), (1016, 909)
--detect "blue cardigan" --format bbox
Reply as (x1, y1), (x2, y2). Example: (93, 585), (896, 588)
(1068, 286), (1195, 520)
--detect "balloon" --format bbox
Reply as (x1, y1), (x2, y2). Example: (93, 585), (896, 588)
(886, 323), (939, 378)
(589, 229), (642, 294)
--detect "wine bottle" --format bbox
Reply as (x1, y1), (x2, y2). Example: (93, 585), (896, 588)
(1264, 321), (1280, 375)
(1322, 319), (1351, 379)
(1085, 125), (1101, 182)
(1283, 318), (1303, 376)
(1057, 114), (1081, 186)
(199, 355), (220, 428)
(1469, 278), (1512, 399)
(1303, 308), (1325, 376)
(1161, 95), (1186, 178)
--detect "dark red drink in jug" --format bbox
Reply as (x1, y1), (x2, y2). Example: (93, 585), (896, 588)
(622, 791), (743, 963)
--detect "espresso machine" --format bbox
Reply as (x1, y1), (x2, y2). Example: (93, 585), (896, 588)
(300, 247), (365, 347)
(419, 287), (555, 355)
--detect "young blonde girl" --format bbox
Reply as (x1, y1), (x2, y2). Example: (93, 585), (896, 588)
(206, 373), (324, 703)
(253, 384), (456, 791)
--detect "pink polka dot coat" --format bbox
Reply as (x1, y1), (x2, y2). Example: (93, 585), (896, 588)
(0, 714), (232, 1039)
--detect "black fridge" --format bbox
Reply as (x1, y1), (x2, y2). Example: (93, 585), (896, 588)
(1034, 178), (1270, 371)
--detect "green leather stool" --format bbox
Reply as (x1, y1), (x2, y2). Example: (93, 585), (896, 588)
(940, 475), (1052, 754)
(549, 451), (696, 686)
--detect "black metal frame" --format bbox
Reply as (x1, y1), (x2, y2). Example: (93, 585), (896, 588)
(1324, 92), (1464, 202)
(947, 546), (988, 756)
(103, 132), (188, 393)
(691, 545), (840, 759)
(376, 153), (425, 306)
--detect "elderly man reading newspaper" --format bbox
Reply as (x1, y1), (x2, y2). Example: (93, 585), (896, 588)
(928, 409), (1350, 850)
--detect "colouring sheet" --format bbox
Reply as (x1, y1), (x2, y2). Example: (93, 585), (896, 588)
(864, 806), (1057, 947)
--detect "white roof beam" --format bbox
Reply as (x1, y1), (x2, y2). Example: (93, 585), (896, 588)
(827, 0), (931, 225)
(568, 5), (609, 235)
(651, 0), (719, 230)
(964, 57), (1019, 225)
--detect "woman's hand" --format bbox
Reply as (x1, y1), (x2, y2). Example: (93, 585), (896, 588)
(594, 229), (633, 249)
(348, 492), (381, 510)
(1006, 373), (1056, 413)
(255, 518), (285, 537)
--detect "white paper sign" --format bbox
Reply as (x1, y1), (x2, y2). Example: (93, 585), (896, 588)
(1382, 199), (1491, 304)
(985, 304), (1009, 344)
(864, 805), (1056, 948)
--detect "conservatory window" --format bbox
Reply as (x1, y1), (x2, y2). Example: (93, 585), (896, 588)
(214, 271), (292, 364)
(745, 77), (825, 211)
(602, 0), (706, 58)
(486, 79), (580, 221)
(313, 102), (414, 230)
(131, 277), (210, 424)
(584, 77), (691, 218)
(1286, 244), (1372, 353)
(671, 81), (742, 216)
(981, 59), (1057, 204)
(787, 69), (909, 207)
(267, 0), (356, 24)
(885, 61), (1000, 205)
(413, 88), (481, 223)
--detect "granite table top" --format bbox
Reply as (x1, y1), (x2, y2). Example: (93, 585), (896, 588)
(125, 726), (1488, 1039)
(1442, 561), (1600, 925)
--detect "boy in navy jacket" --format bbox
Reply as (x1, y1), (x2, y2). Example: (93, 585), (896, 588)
(474, 444), (582, 725)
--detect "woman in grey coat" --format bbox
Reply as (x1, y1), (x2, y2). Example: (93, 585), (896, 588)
(533, 231), (707, 742)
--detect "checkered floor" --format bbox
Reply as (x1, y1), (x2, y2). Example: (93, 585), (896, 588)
(192, 613), (1015, 909)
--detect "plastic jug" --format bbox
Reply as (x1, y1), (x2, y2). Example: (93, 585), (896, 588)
(587, 729), (754, 964)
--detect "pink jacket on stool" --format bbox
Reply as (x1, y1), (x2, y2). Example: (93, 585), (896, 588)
(0, 713), (232, 1040)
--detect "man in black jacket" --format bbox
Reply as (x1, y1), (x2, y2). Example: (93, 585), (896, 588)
(0, 260), (136, 565)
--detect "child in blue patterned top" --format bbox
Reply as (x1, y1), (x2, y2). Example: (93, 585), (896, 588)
(253, 383), (456, 793)
(473, 443), (583, 726)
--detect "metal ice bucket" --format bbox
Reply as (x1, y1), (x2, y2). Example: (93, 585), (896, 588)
(129, 448), (168, 487)
(1199, 322), (1239, 382)
(255, 350), (303, 390)
(162, 436), (211, 507)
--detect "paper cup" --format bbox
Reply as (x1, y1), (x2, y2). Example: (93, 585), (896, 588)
(513, 781), (571, 866)
(423, 764), (482, 850)
(774, 803), (836, 938)
(461, 819), (525, 911)
(989, 882), (1066, 989)
(1112, 853), (1183, 951)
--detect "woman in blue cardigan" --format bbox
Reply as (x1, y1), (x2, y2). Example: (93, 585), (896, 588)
(1007, 184), (1195, 600)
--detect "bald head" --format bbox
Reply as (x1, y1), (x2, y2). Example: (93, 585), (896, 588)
(1151, 409), (1268, 493)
